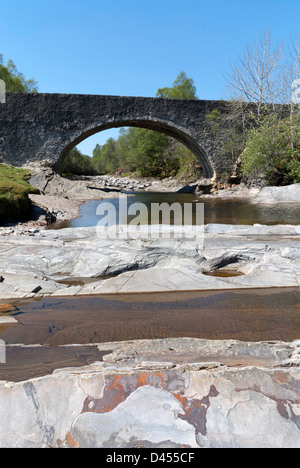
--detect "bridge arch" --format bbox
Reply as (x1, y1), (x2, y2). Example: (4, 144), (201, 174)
(55, 118), (215, 179)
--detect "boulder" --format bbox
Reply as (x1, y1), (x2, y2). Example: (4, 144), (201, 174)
(253, 183), (300, 203)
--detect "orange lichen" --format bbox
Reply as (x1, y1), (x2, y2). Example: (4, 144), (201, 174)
(65, 432), (80, 448)
(82, 370), (171, 415)
(136, 372), (148, 387)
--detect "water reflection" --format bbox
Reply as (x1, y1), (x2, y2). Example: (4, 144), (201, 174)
(50, 192), (300, 229)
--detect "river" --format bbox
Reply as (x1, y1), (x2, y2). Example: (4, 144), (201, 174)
(0, 287), (299, 381)
(2, 287), (300, 346)
(50, 191), (300, 229)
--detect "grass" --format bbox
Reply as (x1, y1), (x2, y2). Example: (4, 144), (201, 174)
(0, 163), (40, 221)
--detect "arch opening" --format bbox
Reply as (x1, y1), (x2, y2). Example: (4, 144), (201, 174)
(54, 119), (214, 179)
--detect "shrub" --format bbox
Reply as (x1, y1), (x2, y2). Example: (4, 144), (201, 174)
(241, 115), (300, 185)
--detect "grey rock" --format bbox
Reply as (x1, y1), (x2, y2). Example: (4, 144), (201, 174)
(253, 183), (300, 203)
(0, 338), (299, 448)
(1, 223), (300, 298)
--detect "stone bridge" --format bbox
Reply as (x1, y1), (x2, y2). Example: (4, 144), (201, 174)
(0, 93), (237, 179)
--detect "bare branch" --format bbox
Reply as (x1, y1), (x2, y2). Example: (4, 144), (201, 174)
(225, 30), (286, 119)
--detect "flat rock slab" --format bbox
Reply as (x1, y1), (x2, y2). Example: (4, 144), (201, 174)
(0, 316), (17, 325)
(2, 224), (300, 299)
(0, 338), (299, 448)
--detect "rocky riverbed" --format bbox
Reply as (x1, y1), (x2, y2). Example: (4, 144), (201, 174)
(0, 337), (299, 448)
(3, 172), (300, 303)
(27, 164), (192, 197)
(1, 171), (300, 448)
(1, 223), (300, 303)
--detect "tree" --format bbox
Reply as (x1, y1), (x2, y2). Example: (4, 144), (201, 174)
(92, 138), (119, 174)
(0, 55), (38, 93)
(225, 30), (285, 120)
(156, 71), (198, 100)
(290, 37), (300, 106)
(59, 147), (95, 176)
(118, 128), (170, 177)
(206, 31), (300, 186)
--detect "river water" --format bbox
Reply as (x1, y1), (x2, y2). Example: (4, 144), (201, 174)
(0, 287), (300, 381)
(2, 288), (300, 346)
(51, 192), (300, 229)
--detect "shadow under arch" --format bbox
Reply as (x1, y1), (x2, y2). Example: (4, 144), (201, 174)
(55, 119), (215, 179)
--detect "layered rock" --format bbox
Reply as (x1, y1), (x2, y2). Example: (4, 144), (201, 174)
(0, 338), (299, 448)
(1, 224), (300, 299)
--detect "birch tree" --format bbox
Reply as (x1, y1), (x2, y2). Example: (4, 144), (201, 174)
(290, 38), (300, 106)
(225, 30), (285, 121)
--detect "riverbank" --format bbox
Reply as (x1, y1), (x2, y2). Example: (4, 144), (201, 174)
(0, 158), (299, 234)
(0, 164), (40, 223)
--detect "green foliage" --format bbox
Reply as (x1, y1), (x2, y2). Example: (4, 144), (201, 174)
(206, 109), (221, 122)
(156, 71), (198, 100)
(222, 131), (245, 165)
(241, 115), (300, 185)
(59, 148), (95, 176)
(88, 126), (202, 179)
(91, 129), (172, 177)
(92, 139), (119, 174)
(120, 128), (171, 177)
(168, 142), (203, 181)
(0, 55), (38, 93)
(0, 164), (39, 220)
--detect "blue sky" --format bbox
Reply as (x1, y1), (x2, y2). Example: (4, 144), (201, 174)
(0, 0), (299, 155)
